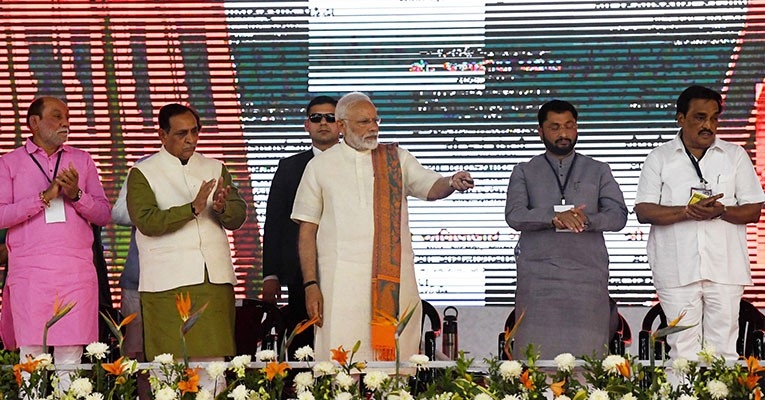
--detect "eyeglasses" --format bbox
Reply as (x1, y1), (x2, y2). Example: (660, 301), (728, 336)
(344, 117), (382, 127)
(308, 113), (336, 123)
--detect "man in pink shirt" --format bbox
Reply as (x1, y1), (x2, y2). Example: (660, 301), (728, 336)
(0, 97), (111, 386)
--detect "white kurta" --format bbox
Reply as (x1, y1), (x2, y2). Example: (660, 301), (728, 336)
(292, 141), (441, 361)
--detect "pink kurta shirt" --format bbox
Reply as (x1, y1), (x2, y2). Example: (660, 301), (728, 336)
(0, 138), (111, 347)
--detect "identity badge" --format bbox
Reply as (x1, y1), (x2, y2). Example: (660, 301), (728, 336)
(45, 197), (67, 223)
(688, 186), (713, 205)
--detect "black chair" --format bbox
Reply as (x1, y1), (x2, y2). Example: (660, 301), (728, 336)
(638, 299), (765, 360)
(610, 312), (633, 356)
(420, 300), (441, 360)
(638, 302), (671, 360)
(497, 309), (516, 360)
(234, 298), (286, 356)
(737, 300), (765, 358)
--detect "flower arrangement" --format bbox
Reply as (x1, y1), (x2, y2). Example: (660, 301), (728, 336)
(4, 297), (764, 400)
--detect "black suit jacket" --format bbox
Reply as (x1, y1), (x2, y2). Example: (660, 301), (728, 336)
(262, 150), (314, 287)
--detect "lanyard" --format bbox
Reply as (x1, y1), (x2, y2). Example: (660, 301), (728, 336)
(544, 153), (577, 204)
(683, 145), (708, 186)
(29, 151), (62, 184)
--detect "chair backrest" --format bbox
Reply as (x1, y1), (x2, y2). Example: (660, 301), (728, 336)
(498, 309), (516, 360)
(738, 299), (765, 358)
(610, 313), (632, 355)
(234, 298), (286, 356)
(420, 300), (441, 359)
(638, 302), (670, 360)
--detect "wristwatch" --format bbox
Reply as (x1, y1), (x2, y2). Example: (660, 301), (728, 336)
(72, 188), (83, 202)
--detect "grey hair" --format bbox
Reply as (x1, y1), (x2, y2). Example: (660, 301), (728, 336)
(335, 92), (372, 120)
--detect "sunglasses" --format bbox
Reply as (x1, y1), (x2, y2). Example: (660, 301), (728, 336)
(308, 113), (336, 123)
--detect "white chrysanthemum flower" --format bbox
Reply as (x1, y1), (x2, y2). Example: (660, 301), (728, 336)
(228, 385), (250, 400)
(602, 354), (626, 375)
(334, 392), (353, 400)
(255, 349), (276, 362)
(621, 393), (637, 400)
(155, 386), (178, 400)
(85, 393), (104, 400)
(499, 360), (523, 380)
(502, 395), (522, 400)
(297, 391), (315, 400)
(474, 394), (493, 400)
(557, 396), (572, 400)
(153, 353), (175, 364)
(672, 358), (690, 374)
(69, 377), (93, 397)
(313, 361), (336, 376)
(409, 354), (429, 368)
(554, 353), (576, 372)
(196, 389), (213, 400)
(706, 379), (728, 399)
(393, 389), (415, 400)
(294, 371), (314, 393)
(294, 346), (314, 361)
(335, 371), (356, 390)
(206, 361), (227, 379)
(230, 355), (252, 369)
(588, 389), (609, 400)
(698, 343), (716, 364)
(85, 342), (110, 360)
(678, 395), (698, 400)
(363, 371), (389, 391)
(34, 353), (53, 369)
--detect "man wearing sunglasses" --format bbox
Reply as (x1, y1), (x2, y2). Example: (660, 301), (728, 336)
(262, 95), (340, 355)
(292, 92), (474, 361)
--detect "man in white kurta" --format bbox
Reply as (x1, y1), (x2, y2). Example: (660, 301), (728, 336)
(291, 92), (474, 361)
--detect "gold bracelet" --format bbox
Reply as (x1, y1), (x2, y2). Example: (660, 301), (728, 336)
(39, 191), (50, 208)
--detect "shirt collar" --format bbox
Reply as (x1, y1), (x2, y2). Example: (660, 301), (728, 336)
(159, 145), (196, 166)
(24, 137), (66, 157)
(544, 151), (576, 166)
(671, 129), (725, 154)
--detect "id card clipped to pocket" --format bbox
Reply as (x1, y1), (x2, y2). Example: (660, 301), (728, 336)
(688, 186), (712, 205)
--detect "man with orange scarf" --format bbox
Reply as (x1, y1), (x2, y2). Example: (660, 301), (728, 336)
(292, 92), (474, 361)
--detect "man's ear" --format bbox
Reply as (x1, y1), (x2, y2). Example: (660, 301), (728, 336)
(28, 115), (40, 131)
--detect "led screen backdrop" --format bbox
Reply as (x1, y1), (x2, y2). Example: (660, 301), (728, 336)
(0, 1), (764, 307)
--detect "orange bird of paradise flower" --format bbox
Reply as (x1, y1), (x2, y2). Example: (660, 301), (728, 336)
(293, 315), (320, 337)
(176, 293), (192, 322)
(331, 345), (349, 366)
(264, 361), (291, 381)
(178, 367), (201, 395)
(102, 356), (128, 376)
